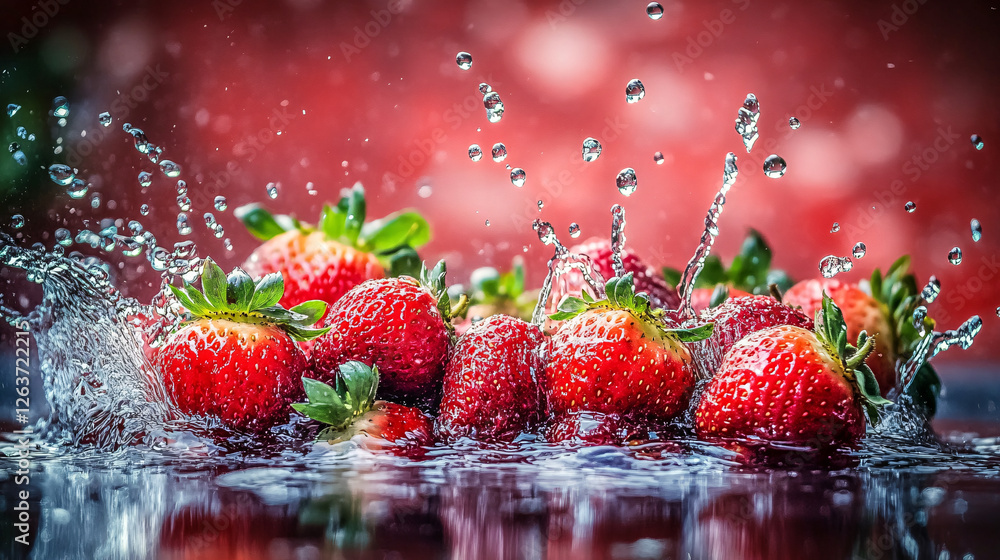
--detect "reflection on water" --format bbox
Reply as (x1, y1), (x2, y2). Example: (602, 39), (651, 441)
(2, 433), (1000, 560)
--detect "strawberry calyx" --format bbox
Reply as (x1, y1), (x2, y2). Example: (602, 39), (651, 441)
(869, 256), (941, 414)
(465, 258), (536, 321)
(235, 182), (430, 278)
(292, 361), (379, 439)
(550, 272), (714, 343)
(813, 293), (892, 425)
(663, 229), (793, 305)
(168, 258), (330, 342)
(418, 260), (468, 332)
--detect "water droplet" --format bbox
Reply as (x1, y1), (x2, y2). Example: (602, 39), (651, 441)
(140, 204), (150, 216)
(214, 196), (228, 211)
(921, 276), (941, 303)
(6, 103), (20, 117)
(616, 167), (637, 196)
(177, 213), (192, 235)
(11, 214), (24, 229)
(177, 195), (192, 212)
(582, 137), (602, 162)
(762, 154), (787, 178)
(8, 142), (17, 153)
(16, 126), (26, 139)
(417, 183), (433, 198)
(223, 238), (234, 252)
(66, 179), (88, 199)
(819, 255), (853, 278)
(853, 242), (866, 259)
(52, 96), (69, 118)
(510, 168), (526, 187)
(90, 192), (101, 209)
(653, 151), (664, 164)
(905, 201), (916, 213)
(569, 223), (581, 238)
(204, 212), (217, 230)
(175, 180), (188, 196)
(913, 305), (928, 336)
(48, 164), (75, 186)
(971, 134), (984, 150)
(122, 122), (132, 133)
(483, 92), (504, 123)
(478, 83), (491, 95)
(971, 218), (982, 242)
(491, 142), (508, 162)
(266, 182), (279, 199)
(147, 145), (163, 164)
(831, 222), (840, 233)
(485, 219), (490, 226)
(98, 111), (112, 127)
(734, 93), (761, 152)
(468, 144), (483, 161)
(159, 159), (182, 177)
(11, 150), (25, 165)
(54, 228), (72, 246)
(789, 116), (801, 130)
(625, 79), (645, 103)
(537, 200), (544, 211)
(646, 2), (664, 19)
(306, 182), (318, 196)
(456, 51), (473, 70)
(948, 247), (963, 265)
(138, 171), (153, 188)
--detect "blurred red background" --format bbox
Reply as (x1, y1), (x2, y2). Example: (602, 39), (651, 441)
(1, 0), (998, 362)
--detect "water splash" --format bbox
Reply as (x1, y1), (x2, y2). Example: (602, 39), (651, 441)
(676, 153), (739, 318)
(734, 94), (760, 152)
(610, 204), (626, 278)
(530, 220), (605, 326)
(819, 254), (854, 278)
(900, 315), (983, 391)
(920, 276), (941, 303)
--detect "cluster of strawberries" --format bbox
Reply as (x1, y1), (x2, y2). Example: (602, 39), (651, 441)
(152, 186), (936, 458)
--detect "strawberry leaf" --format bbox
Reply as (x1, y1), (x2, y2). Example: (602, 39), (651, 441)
(319, 203), (346, 241)
(667, 323), (715, 343)
(361, 211), (431, 253)
(249, 272), (284, 310)
(227, 268), (255, 311)
(289, 301), (327, 326)
(551, 296), (589, 321)
(339, 362), (378, 412)
(385, 247), (422, 278)
(343, 183), (367, 246)
(168, 284), (208, 315)
(284, 324), (331, 342)
(293, 363), (379, 433)
(235, 204), (290, 241)
(708, 284), (729, 308)
(202, 259), (229, 309)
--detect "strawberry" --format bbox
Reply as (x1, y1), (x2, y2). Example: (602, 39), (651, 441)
(665, 229), (794, 314)
(436, 314), (545, 441)
(571, 237), (680, 310)
(310, 261), (466, 405)
(238, 183), (429, 315)
(293, 361), (434, 453)
(154, 259), (330, 432)
(545, 411), (641, 446)
(695, 295), (891, 447)
(544, 273), (712, 421)
(692, 295), (814, 378)
(455, 258), (537, 336)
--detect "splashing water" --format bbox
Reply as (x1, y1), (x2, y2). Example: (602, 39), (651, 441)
(610, 204), (627, 278)
(530, 220), (605, 326)
(12, 214), (25, 229)
(625, 79), (645, 103)
(616, 168), (637, 196)
(676, 153), (739, 318)
(98, 111), (112, 127)
(971, 218), (982, 242)
(582, 137), (602, 162)
(6, 103), (20, 117)
(49, 164), (75, 186)
(900, 315), (983, 391)
(52, 95), (70, 118)
(734, 94), (760, 152)
(468, 144), (483, 162)
(921, 276), (941, 303)
(819, 255), (854, 278)
(483, 91), (504, 123)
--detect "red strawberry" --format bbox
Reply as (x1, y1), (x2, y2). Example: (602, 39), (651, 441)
(545, 411), (640, 446)
(238, 183), (430, 315)
(695, 295), (890, 447)
(293, 362), (434, 453)
(687, 286), (752, 314)
(154, 259), (330, 432)
(544, 273), (711, 421)
(310, 261), (464, 405)
(692, 295), (814, 377)
(436, 314), (545, 441)
(571, 237), (680, 310)
(783, 279), (896, 395)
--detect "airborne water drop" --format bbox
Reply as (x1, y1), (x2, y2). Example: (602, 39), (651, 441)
(510, 168), (526, 187)
(616, 168), (637, 196)
(625, 79), (645, 103)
